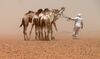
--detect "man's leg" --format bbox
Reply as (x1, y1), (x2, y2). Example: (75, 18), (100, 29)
(75, 27), (80, 37)
(73, 27), (80, 37)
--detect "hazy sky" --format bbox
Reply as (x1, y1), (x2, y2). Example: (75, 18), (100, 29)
(0, 0), (100, 38)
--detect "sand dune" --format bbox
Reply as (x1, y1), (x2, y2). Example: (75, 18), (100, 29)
(0, 33), (100, 59)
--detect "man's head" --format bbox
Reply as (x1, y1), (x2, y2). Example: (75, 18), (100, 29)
(77, 13), (81, 17)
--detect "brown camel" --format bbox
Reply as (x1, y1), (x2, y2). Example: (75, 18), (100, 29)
(20, 10), (34, 41)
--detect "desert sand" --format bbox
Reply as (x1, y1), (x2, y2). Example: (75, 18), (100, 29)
(0, 0), (100, 59)
(0, 32), (100, 59)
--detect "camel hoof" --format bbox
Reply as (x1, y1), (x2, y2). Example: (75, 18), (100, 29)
(51, 37), (55, 40)
(27, 39), (30, 41)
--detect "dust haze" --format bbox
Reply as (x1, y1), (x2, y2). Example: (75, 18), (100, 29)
(0, 0), (100, 39)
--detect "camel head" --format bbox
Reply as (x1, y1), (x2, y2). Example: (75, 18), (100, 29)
(26, 10), (35, 23)
(59, 7), (65, 15)
(60, 7), (65, 11)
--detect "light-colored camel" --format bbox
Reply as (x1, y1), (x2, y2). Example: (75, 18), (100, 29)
(48, 7), (65, 40)
(29, 9), (43, 40)
(39, 7), (65, 40)
(39, 8), (52, 40)
(20, 11), (34, 41)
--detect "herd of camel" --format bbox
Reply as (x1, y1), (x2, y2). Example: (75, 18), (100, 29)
(20, 7), (68, 41)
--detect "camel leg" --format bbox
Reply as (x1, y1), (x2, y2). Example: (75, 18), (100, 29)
(51, 25), (55, 40)
(23, 34), (26, 41)
(47, 29), (50, 40)
(45, 32), (47, 40)
(23, 26), (26, 41)
(43, 28), (46, 40)
(24, 27), (29, 41)
(25, 26), (29, 40)
(52, 22), (58, 32)
(43, 26), (48, 41)
(35, 26), (39, 40)
(29, 24), (34, 40)
(26, 33), (29, 40)
(45, 28), (48, 40)
(40, 28), (43, 40)
(47, 26), (51, 41)
(35, 32), (38, 40)
(50, 29), (53, 40)
(37, 27), (40, 40)
(38, 28), (41, 40)
(35, 27), (38, 40)
(42, 28), (44, 40)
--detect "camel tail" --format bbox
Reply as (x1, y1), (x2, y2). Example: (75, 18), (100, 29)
(19, 18), (24, 28)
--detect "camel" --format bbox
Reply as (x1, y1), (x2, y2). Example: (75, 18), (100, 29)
(29, 9), (43, 40)
(39, 8), (52, 40)
(20, 10), (34, 41)
(39, 7), (65, 40)
(48, 7), (65, 40)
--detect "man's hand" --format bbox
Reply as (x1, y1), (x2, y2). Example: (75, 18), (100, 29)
(68, 17), (71, 20)
(66, 17), (71, 21)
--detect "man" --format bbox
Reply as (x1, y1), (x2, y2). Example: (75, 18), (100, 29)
(68, 13), (83, 38)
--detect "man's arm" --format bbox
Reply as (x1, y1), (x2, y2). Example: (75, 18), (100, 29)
(67, 17), (75, 21)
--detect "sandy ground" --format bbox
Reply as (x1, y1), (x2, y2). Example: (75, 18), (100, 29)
(0, 32), (100, 59)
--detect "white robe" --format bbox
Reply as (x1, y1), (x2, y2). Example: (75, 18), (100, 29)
(74, 16), (83, 28)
